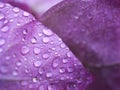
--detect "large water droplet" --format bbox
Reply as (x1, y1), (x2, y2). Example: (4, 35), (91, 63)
(21, 46), (29, 55)
(13, 7), (20, 13)
(31, 37), (37, 44)
(59, 68), (66, 74)
(0, 13), (4, 20)
(62, 59), (68, 64)
(46, 72), (52, 78)
(33, 47), (40, 55)
(42, 53), (50, 59)
(52, 58), (59, 68)
(34, 61), (41, 67)
(1, 26), (9, 32)
(23, 11), (29, 17)
(32, 77), (37, 83)
(0, 38), (5, 46)
(43, 29), (53, 36)
(42, 37), (50, 43)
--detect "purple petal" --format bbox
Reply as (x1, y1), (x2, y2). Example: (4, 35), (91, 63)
(0, 2), (92, 90)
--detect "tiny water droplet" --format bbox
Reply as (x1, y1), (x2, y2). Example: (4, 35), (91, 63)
(12, 71), (18, 76)
(0, 13), (4, 20)
(52, 58), (59, 68)
(32, 77), (37, 83)
(42, 53), (50, 59)
(39, 68), (43, 74)
(59, 68), (66, 74)
(13, 7), (20, 13)
(66, 52), (71, 57)
(1, 26), (9, 32)
(0, 2), (4, 8)
(46, 72), (52, 78)
(16, 62), (22, 67)
(60, 43), (66, 48)
(21, 46), (29, 55)
(48, 85), (53, 90)
(33, 47), (40, 55)
(0, 38), (5, 46)
(23, 11), (29, 17)
(23, 29), (28, 34)
(34, 61), (41, 67)
(43, 29), (53, 36)
(42, 37), (50, 43)
(67, 67), (73, 73)
(21, 81), (28, 86)
(0, 48), (3, 53)
(62, 59), (68, 64)
(31, 37), (37, 44)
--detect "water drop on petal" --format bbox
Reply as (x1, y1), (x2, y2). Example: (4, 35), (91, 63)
(39, 68), (43, 74)
(59, 68), (66, 74)
(33, 47), (40, 55)
(34, 61), (41, 67)
(31, 37), (37, 44)
(46, 72), (52, 78)
(43, 29), (53, 36)
(1, 26), (9, 32)
(13, 7), (20, 13)
(0, 13), (4, 20)
(23, 11), (29, 17)
(62, 59), (68, 64)
(0, 2), (4, 8)
(21, 46), (29, 55)
(52, 58), (59, 68)
(0, 38), (5, 46)
(42, 37), (50, 43)
(42, 53), (50, 59)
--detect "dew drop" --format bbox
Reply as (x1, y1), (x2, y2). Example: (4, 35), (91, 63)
(0, 48), (3, 53)
(1, 26), (9, 32)
(34, 61), (41, 67)
(23, 11), (29, 17)
(0, 38), (5, 46)
(52, 58), (59, 68)
(67, 67), (73, 73)
(33, 47), (40, 55)
(21, 46), (29, 55)
(66, 52), (71, 57)
(62, 59), (68, 64)
(42, 53), (50, 59)
(12, 71), (18, 76)
(60, 43), (66, 48)
(46, 72), (52, 78)
(0, 2), (4, 8)
(0, 13), (4, 20)
(59, 68), (66, 74)
(13, 7), (20, 13)
(39, 68), (43, 74)
(31, 37), (37, 44)
(39, 85), (46, 90)
(32, 77), (37, 83)
(47, 85), (53, 90)
(16, 62), (22, 67)
(42, 37), (50, 43)
(43, 29), (53, 36)
(23, 29), (28, 34)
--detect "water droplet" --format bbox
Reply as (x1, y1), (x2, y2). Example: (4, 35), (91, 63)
(66, 52), (71, 57)
(39, 85), (46, 90)
(42, 53), (50, 59)
(21, 81), (28, 86)
(0, 66), (8, 73)
(62, 59), (68, 64)
(16, 62), (22, 67)
(60, 43), (66, 48)
(67, 67), (73, 73)
(42, 37), (50, 43)
(34, 61), (41, 67)
(39, 68), (43, 74)
(13, 7), (20, 13)
(32, 77), (37, 83)
(52, 58), (59, 68)
(59, 68), (66, 74)
(0, 48), (3, 53)
(31, 37), (37, 44)
(43, 29), (53, 36)
(12, 71), (18, 76)
(1, 26), (9, 32)
(23, 11), (29, 17)
(0, 38), (5, 46)
(33, 47), (40, 55)
(0, 2), (4, 8)
(23, 29), (28, 34)
(21, 46), (29, 55)
(0, 13), (4, 20)
(46, 72), (52, 78)
(47, 85), (53, 90)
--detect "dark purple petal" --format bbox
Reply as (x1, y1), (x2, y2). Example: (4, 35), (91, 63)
(0, 2), (92, 90)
